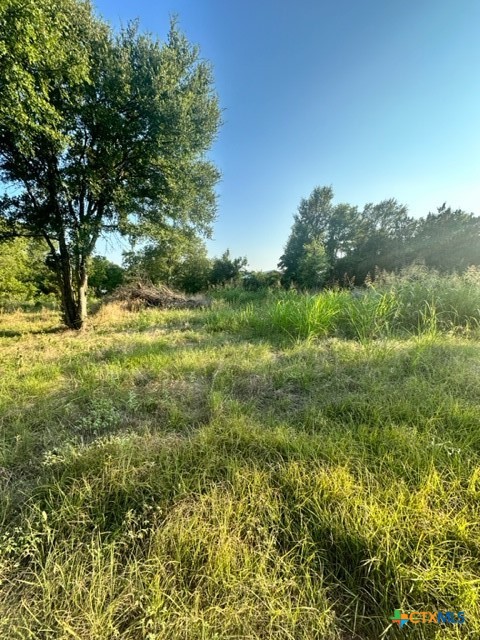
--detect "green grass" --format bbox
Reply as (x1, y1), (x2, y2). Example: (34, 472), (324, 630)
(205, 267), (480, 342)
(1, 276), (480, 638)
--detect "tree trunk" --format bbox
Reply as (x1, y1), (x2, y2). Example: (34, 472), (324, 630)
(57, 235), (87, 330)
(59, 271), (86, 330)
(77, 262), (88, 327)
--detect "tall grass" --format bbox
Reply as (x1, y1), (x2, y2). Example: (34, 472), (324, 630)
(206, 266), (480, 341)
(373, 264), (480, 333)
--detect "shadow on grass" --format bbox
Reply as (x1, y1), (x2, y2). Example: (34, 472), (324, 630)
(1, 332), (479, 639)
(0, 325), (67, 338)
(2, 333), (479, 485)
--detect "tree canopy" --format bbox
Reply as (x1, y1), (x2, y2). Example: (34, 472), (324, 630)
(279, 186), (480, 288)
(0, 0), (221, 327)
(123, 233), (212, 293)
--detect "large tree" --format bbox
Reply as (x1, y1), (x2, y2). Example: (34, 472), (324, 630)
(0, 0), (220, 328)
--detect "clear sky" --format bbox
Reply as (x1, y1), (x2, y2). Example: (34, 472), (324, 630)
(94, 0), (480, 270)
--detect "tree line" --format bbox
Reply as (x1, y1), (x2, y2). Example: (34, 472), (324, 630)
(3, 180), (479, 306)
(279, 186), (480, 289)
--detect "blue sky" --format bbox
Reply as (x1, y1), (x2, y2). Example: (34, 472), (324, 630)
(95, 0), (480, 270)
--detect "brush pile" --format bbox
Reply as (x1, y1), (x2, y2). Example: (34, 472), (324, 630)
(107, 282), (208, 310)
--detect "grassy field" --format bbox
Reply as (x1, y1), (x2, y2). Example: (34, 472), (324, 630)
(1, 273), (480, 638)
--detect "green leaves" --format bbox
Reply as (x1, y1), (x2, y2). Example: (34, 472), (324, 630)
(0, 222), (53, 304)
(0, 1), (221, 326)
(0, 0), (95, 153)
(278, 186), (336, 287)
(297, 238), (329, 289)
(280, 185), (480, 288)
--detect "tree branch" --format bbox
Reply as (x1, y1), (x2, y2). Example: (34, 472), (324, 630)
(0, 230), (50, 240)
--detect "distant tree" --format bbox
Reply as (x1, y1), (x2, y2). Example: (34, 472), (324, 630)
(123, 233), (211, 293)
(88, 256), (124, 296)
(209, 250), (248, 286)
(341, 203), (480, 281)
(410, 205), (480, 272)
(123, 231), (193, 287)
(0, 0), (221, 328)
(175, 243), (212, 293)
(264, 270), (282, 288)
(279, 186), (358, 286)
(334, 199), (413, 282)
(280, 186), (480, 286)
(0, 222), (53, 303)
(297, 238), (329, 289)
(243, 270), (282, 291)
